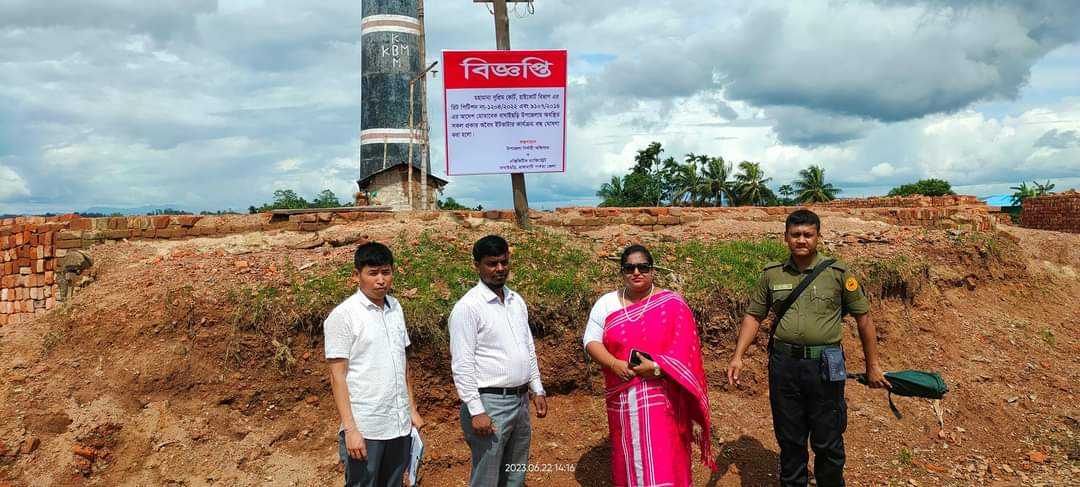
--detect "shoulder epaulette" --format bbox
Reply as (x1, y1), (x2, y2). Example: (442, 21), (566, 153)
(827, 260), (849, 272)
(763, 262), (784, 271)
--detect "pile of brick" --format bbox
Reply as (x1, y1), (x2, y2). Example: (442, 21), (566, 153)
(0, 197), (999, 326)
(1020, 191), (1080, 234)
(448, 200), (995, 232)
(0, 215), (71, 326)
(815, 195), (983, 208)
(0, 210), (405, 325)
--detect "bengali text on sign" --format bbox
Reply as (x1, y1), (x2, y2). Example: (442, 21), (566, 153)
(443, 49), (567, 176)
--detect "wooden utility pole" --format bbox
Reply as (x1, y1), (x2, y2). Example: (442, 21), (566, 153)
(418, 0), (430, 210)
(493, 0), (530, 228)
(407, 60), (438, 209)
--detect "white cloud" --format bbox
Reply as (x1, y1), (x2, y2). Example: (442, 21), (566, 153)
(275, 158), (301, 172)
(0, 164), (30, 202)
(0, 0), (1078, 214)
(871, 163), (897, 178)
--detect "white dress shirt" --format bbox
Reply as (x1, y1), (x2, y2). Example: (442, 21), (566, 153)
(449, 282), (545, 416)
(324, 291), (413, 440)
(583, 290), (622, 348)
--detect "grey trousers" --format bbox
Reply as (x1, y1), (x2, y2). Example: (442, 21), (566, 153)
(337, 431), (412, 487)
(460, 393), (533, 487)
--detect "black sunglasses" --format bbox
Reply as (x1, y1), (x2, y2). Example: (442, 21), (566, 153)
(620, 263), (653, 274)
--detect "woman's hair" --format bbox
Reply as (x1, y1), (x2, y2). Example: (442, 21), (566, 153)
(619, 244), (654, 267)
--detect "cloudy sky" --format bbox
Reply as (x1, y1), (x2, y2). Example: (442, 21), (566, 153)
(2, 0), (1079, 214)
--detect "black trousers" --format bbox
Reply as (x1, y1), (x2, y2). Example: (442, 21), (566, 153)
(768, 351), (847, 487)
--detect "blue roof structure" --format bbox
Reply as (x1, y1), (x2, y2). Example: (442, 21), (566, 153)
(980, 195), (1017, 207)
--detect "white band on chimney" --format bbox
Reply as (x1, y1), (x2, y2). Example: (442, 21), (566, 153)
(362, 15), (421, 35)
(360, 128), (425, 145)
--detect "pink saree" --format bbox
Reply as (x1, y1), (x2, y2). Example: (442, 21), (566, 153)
(602, 290), (716, 487)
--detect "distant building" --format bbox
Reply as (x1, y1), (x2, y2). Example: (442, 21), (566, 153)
(357, 162), (447, 210)
(981, 194), (1020, 224)
(980, 195), (1017, 208)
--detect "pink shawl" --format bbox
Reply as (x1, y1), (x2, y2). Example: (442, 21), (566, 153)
(602, 290), (716, 473)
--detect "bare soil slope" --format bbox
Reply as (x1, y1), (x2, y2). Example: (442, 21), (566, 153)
(1, 219), (1077, 486)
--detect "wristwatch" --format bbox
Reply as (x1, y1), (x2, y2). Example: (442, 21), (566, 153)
(653, 363), (661, 377)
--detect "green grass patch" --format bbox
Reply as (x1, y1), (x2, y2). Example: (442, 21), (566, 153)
(1040, 329), (1056, 347)
(41, 328), (66, 355)
(392, 229), (609, 339)
(654, 239), (789, 301)
(955, 231), (1010, 260)
(853, 254), (930, 303)
(898, 447), (915, 466)
(219, 231), (927, 359)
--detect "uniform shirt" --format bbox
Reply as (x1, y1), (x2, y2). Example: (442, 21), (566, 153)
(449, 282), (545, 416)
(323, 291), (413, 440)
(746, 253), (870, 346)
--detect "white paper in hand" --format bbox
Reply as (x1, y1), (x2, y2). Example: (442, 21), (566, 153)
(406, 427), (424, 486)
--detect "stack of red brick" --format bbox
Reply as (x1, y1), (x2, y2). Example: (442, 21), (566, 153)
(0, 215), (73, 326)
(457, 202), (994, 232)
(1020, 191), (1080, 233)
(0, 198), (1001, 327)
(814, 195), (983, 208)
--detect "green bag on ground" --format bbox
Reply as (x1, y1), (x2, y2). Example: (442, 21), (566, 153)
(851, 370), (948, 419)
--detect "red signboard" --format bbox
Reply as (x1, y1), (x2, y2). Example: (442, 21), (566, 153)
(443, 49), (568, 176)
(442, 50), (568, 89)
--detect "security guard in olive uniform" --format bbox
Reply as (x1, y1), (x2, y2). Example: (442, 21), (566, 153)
(728, 209), (890, 487)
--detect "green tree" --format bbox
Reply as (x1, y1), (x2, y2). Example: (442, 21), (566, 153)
(597, 176), (629, 207)
(1010, 182), (1035, 206)
(794, 165), (841, 203)
(698, 156), (735, 206)
(777, 184), (796, 206)
(311, 189), (342, 208)
(624, 171), (664, 206)
(1010, 180), (1056, 206)
(150, 208), (190, 215)
(734, 161), (775, 206)
(437, 197), (480, 210)
(887, 178), (955, 197)
(271, 189), (309, 210)
(597, 142), (673, 207)
(668, 154), (706, 206)
(632, 142), (664, 175)
(1033, 180), (1056, 196)
(251, 189), (310, 212)
(630, 142), (669, 206)
(597, 143), (745, 207)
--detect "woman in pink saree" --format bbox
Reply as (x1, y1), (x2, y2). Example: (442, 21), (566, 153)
(584, 245), (716, 487)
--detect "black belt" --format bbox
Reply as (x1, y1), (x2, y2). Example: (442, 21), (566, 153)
(773, 341), (840, 360)
(479, 385), (529, 395)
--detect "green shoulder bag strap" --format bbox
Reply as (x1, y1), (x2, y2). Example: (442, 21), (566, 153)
(766, 258), (837, 353)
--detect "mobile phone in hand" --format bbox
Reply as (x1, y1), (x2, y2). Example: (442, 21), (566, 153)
(628, 349), (653, 367)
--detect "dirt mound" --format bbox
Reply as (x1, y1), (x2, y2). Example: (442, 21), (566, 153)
(1, 218), (1078, 486)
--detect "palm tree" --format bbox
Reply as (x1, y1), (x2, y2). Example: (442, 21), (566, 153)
(1010, 182), (1036, 206)
(700, 156), (735, 206)
(794, 165), (841, 203)
(778, 184), (795, 205)
(597, 175), (629, 207)
(734, 161), (775, 206)
(668, 154), (705, 206)
(1033, 180), (1056, 196)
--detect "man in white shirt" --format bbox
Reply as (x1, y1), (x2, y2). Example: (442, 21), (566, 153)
(449, 235), (548, 487)
(324, 242), (425, 487)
